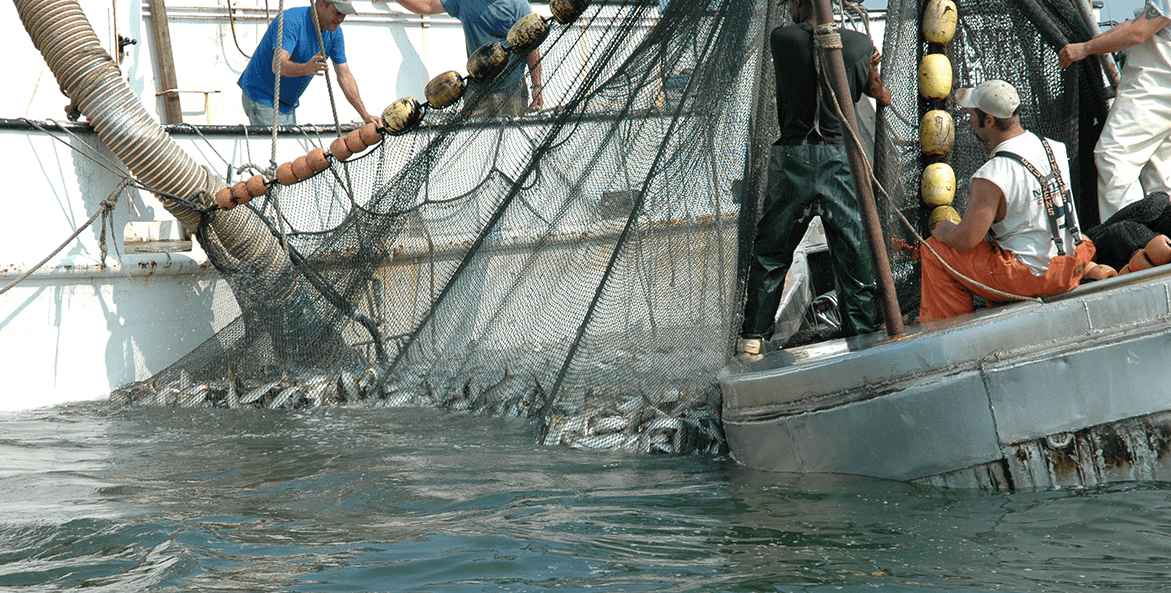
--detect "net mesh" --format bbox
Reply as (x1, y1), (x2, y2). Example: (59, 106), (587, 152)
(875, 0), (1108, 316)
(113, 0), (1110, 455)
(114, 0), (784, 455)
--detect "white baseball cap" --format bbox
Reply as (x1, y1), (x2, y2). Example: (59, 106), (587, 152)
(954, 80), (1020, 119)
(328, 0), (357, 14)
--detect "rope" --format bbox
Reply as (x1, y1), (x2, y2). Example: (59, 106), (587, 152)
(178, 123), (234, 171)
(20, 118), (217, 215)
(0, 179), (130, 297)
(22, 118), (128, 179)
(818, 52), (1044, 306)
(309, 0), (343, 136)
(270, 0), (286, 168)
(813, 23), (842, 50)
(308, 0), (359, 209)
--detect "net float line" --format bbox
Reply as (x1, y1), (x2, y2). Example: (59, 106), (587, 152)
(218, 0), (592, 211)
(919, 0), (959, 231)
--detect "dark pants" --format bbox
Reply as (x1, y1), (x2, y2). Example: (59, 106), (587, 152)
(741, 144), (877, 339)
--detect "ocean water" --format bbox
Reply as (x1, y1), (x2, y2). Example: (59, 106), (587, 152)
(2, 402), (1170, 592)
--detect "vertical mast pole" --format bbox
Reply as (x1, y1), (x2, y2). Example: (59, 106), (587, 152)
(812, 0), (904, 338)
(1074, 0), (1120, 89)
(147, 0), (183, 124)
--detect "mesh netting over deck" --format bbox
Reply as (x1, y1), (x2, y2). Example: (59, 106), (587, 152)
(876, 0), (1109, 314)
(115, 0), (1110, 455)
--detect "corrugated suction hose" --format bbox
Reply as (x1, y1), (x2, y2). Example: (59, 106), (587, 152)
(14, 0), (294, 303)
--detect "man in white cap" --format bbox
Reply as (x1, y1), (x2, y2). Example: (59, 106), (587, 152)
(1059, 1), (1171, 222)
(238, 0), (380, 127)
(919, 80), (1095, 322)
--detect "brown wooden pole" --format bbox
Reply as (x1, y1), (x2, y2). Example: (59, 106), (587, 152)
(147, 0), (183, 124)
(1074, 0), (1120, 89)
(811, 0), (904, 338)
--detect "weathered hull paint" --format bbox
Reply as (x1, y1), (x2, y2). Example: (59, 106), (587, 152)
(721, 265), (1171, 490)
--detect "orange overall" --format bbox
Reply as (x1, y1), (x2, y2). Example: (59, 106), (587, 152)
(918, 236), (1094, 322)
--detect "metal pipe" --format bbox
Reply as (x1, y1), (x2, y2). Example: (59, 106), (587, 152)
(812, 0), (905, 338)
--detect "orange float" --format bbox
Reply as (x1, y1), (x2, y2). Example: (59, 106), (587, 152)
(215, 187), (235, 210)
(1129, 249), (1154, 272)
(292, 156), (314, 181)
(307, 148), (329, 172)
(1089, 264), (1118, 280)
(276, 162), (299, 185)
(359, 122), (381, 145)
(245, 175), (268, 197)
(330, 136), (353, 161)
(1145, 234), (1171, 266)
(344, 129), (366, 153)
(231, 182), (252, 206)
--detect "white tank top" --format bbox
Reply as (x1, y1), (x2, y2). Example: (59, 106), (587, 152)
(976, 132), (1080, 275)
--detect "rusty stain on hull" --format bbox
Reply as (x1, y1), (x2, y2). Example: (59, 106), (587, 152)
(918, 412), (1171, 490)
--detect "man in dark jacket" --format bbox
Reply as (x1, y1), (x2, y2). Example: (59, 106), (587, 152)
(737, 0), (890, 358)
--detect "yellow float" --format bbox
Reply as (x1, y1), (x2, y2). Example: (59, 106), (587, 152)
(929, 205), (961, 229)
(923, 0), (958, 45)
(921, 162), (956, 206)
(425, 70), (465, 109)
(507, 13), (549, 54)
(382, 97), (425, 136)
(918, 54), (952, 100)
(919, 110), (954, 157)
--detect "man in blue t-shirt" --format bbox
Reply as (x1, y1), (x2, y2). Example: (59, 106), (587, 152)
(389, 0), (544, 116)
(238, 0), (380, 127)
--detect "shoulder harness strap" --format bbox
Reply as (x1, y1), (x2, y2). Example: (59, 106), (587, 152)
(993, 137), (1082, 256)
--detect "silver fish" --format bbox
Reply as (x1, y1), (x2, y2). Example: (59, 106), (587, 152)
(241, 379), (282, 404)
(304, 379), (334, 407)
(337, 370), (359, 402)
(269, 385), (301, 409)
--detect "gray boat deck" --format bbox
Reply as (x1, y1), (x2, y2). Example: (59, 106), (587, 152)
(719, 265), (1171, 489)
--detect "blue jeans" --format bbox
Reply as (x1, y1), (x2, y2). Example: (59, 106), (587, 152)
(242, 92), (296, 126)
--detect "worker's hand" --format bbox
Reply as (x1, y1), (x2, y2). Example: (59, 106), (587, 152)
(529, 85), (544, 112)
(930, 218), (956, 239)
(306, 53), (328, 76)
(362, 112), (382, 128)
(1058, 43), (1087, 69)
(872, 82), (892, 107)
(864, 49), (891, 106)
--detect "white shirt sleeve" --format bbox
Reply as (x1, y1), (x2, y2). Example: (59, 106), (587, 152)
(1149, 0), (1171, 18)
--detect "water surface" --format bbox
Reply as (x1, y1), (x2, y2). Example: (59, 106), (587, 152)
(2, 402), (1169, 592)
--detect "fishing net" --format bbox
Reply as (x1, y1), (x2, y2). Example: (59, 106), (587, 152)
(875, 0), (1109, 316)
(113, 0), (791, 456)
(112, 0), (1112, 456)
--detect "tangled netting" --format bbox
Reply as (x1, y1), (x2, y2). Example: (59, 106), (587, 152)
(113, 0), (1112, 455)
(113, 0), (797, 456)
(875, 0), (1109, 316)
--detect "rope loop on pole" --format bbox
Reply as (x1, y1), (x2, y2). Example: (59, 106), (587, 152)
(813, 22), (842, 49)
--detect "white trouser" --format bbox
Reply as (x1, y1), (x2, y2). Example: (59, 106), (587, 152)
(1095, 86), (1171, 222)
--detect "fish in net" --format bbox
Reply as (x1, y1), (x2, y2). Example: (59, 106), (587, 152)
(110, 0), (1112, 457)
(111, 0), (786, 456)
